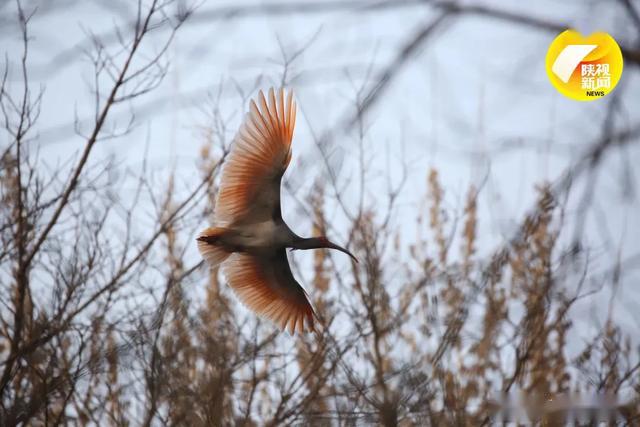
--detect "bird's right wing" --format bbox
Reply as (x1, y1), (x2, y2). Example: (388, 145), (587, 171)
(214, 88), (296, 226)
(223, 250), (315, 334)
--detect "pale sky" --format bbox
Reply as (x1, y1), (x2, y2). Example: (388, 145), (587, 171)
(3, 0), (639, 355)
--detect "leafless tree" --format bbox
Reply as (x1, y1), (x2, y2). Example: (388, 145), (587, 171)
(1, 0), (639, 426)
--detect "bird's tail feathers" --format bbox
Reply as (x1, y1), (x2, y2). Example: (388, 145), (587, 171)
(197, 227), (232, 267)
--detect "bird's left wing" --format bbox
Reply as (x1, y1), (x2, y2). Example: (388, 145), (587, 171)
(214, 88), (296, 226)
(223, 250), (315, 333)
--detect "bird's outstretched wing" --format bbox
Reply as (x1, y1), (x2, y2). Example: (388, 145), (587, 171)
(223, 250), (315, 333)
(215, 87), (296, 226)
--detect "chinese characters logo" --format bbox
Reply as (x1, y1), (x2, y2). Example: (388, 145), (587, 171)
(545, 30), (623, 101)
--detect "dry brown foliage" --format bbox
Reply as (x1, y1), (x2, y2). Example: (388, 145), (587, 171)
(1, 1), (639, 426)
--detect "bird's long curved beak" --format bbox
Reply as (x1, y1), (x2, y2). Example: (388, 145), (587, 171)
(326, 241), (359, 263)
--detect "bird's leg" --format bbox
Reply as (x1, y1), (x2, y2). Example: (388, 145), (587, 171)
(196, 234), (220, 244)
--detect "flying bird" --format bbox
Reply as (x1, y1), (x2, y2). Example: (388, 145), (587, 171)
(197, 88), (357, 334)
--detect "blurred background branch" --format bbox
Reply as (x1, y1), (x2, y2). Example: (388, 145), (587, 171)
(1, 0), (639, 425)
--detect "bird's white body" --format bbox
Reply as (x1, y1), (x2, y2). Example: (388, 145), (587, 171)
(223, 220), (294, 252)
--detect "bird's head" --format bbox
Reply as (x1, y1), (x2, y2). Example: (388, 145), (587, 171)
(294, 236), (358, 263)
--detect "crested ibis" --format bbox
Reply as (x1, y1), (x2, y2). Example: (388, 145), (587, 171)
(197, 88), (357, 334)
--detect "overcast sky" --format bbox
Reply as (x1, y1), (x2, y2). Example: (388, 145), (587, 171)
(3, 0), (639, 345)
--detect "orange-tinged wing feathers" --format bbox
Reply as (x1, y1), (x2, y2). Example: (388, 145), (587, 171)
(223, 250), (315, 334)
(214, 88), (296, 226)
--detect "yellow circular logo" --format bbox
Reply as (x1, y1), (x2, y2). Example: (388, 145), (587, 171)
(545, 30), (623, 101)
